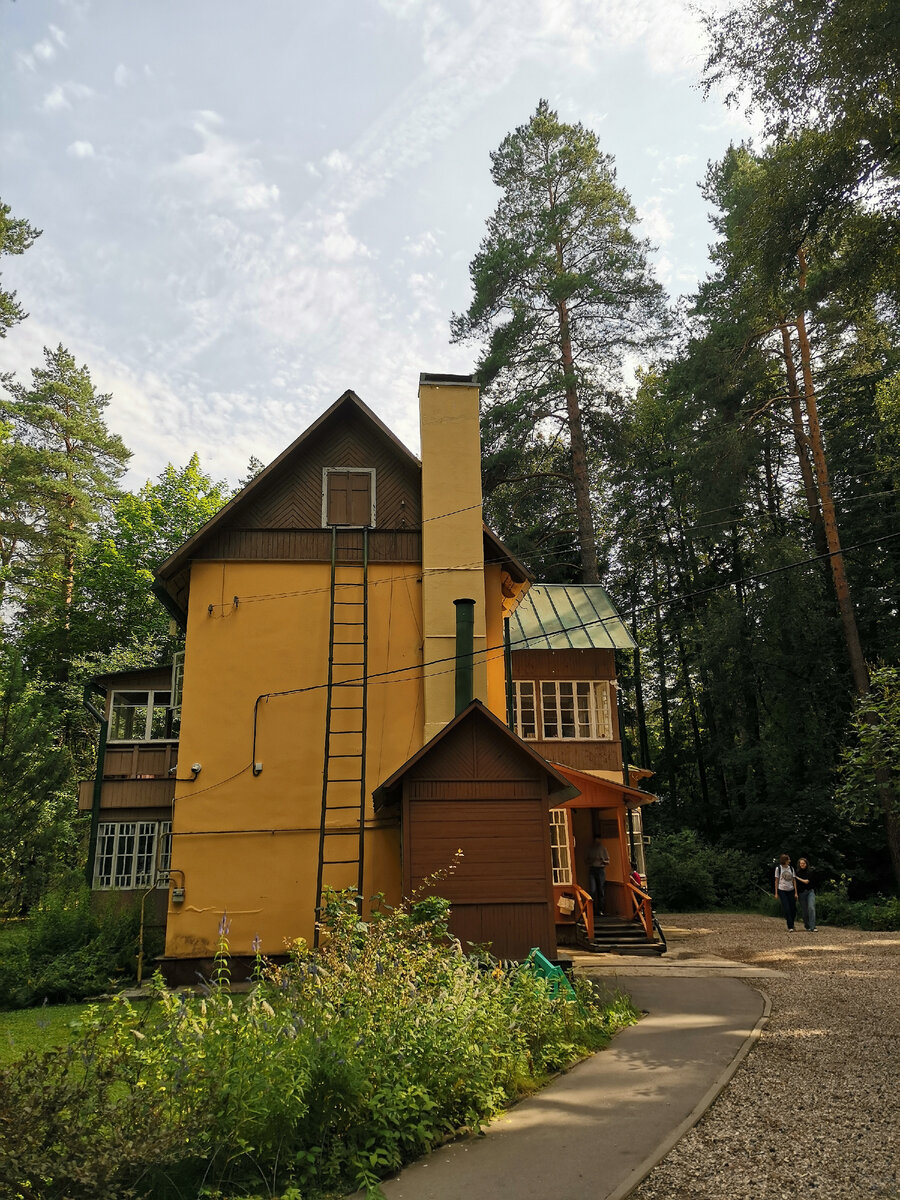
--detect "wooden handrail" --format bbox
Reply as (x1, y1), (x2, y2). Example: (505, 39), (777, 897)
(558, 882), (594, 942)
(626, 879), (654, 940)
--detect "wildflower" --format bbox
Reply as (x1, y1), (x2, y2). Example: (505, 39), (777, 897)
(260, 1000), (275, 1018)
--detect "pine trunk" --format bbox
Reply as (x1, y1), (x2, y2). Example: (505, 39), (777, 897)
(778, 321), (829, 560)
(795, 251), (870, 697)
(556, 297), (600, 583)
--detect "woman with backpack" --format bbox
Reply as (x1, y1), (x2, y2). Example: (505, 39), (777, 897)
(775, 853), (799, 932)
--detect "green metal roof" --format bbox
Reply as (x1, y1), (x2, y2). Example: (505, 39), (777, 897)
(509, 584), (636, 652)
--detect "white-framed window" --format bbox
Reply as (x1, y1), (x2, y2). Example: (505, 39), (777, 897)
(321, 467), (376, 527)
(108, 690), (180, 742)
(171, 653), (185, 718)
(157, 820), (172, 887)
(93, 819), (172, 890)
(513, 679), (613, 741)
(549, 809), (572, 884)
(512, 680), (537, 738)
(541, 680), (613, 740)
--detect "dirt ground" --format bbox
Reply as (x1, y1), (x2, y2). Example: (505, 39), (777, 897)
(630, 912), (900, 1200)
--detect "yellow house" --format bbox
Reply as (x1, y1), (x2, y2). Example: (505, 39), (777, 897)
(81, 374), (660, 980)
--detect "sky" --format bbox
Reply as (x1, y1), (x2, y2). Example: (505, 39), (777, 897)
(1, 0), (753, 489)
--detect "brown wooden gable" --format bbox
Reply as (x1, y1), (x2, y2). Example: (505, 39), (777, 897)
(153, 389), (532, 626)
(222, 402), (422, 533)
(374, 699), (578, 809)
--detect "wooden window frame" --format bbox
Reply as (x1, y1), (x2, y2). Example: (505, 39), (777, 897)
(513, 679), (613, 742)
(321, 467), (376, 528)
(512, 680), (537, 739)
(549, 809), (573, 884)
(540, 680), (613, 741)
(108, 689), (179, 744)
(93, 819), (171, 890)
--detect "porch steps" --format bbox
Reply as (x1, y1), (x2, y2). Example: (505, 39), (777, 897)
(580, 916), (666, 957)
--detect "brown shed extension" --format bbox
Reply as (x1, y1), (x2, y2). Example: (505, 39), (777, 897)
(375, 701), (578, 960)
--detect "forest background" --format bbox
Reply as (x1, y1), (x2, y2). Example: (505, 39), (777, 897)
(1, 0), (897, 919)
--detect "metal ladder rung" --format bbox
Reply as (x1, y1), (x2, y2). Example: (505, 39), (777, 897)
(316, 525), (369, 946)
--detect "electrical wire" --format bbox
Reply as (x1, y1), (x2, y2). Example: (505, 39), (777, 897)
(173, 526), (900, 802)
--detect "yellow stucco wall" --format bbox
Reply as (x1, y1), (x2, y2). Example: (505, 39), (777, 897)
(165, 558), (422, 958)
(484, 564), (509, 722)
(419, 379), (489, 741)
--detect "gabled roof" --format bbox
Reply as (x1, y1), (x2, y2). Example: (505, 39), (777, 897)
(552, 761), (656, 809)
(508, 583), (635, 652)
(155, 390), (415, 587)
(373, 698), (580, 810)
(152, 388), (531, 624)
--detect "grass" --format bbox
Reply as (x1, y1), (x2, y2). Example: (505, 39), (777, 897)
(0, 1001), (91, 1066)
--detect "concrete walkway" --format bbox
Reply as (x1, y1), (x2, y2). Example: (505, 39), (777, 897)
(368, 970), (768, 1200)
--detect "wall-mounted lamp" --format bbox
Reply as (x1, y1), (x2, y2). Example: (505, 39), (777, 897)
(168, 763), (202, 782)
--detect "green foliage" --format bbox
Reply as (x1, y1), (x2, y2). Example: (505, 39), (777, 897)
(646, 830), (761, 911)
(0, 891), (637, 1199)
(452, 99), (668, 580)
(73, 454), (229, 661)
(0, 650), (77, 915)
(814, 888), (900, 931)
(0, 199), (41, 345)
(0, 877), (145, 1010)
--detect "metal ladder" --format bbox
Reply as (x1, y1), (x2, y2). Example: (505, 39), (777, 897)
(314, 526), (369, 944)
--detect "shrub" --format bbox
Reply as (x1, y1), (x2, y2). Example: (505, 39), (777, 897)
(0, 891), (638, 1199)
(0, 876), (149, 1010)
(646, 829), (760, 911)
(815, 889), (900, 930)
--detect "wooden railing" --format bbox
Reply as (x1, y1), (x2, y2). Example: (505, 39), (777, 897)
(626, 879), (654, 940)
(556, 882), (594, 942)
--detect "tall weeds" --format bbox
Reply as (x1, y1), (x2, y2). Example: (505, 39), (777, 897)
(0, 890), (637, 1199)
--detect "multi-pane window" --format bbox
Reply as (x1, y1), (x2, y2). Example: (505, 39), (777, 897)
(109, 690), (179, 742)
(512, 681), (537, 738)
(94, 820), (172, 889)
(513, 679), (613, 741)
(549, 809), (572, 884)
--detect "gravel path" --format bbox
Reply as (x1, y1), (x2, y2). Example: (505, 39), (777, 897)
(630, 913), (900, 1200)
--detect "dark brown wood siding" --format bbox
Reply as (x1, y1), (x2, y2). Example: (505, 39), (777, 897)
(511, 648), (616, 680)
(192, 528), (421, 564)
(78, 779), (175, 812)
(510, 647), (623, 774)
(529, 739), (623, 774)
(400, 709), (557, 959)
(221, 405), (421, 533)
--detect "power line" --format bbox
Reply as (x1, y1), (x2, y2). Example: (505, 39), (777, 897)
(160, 529), (900, 801)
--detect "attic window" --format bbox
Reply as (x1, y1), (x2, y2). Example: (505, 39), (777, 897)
(322, 468), (375, 527)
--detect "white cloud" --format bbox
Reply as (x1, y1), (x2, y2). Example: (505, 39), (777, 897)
(403, 231), (442, 259)
(322, 149), (352, 173)
(164, 111), (281, 214)
(40, 81), (94, 112)
(17, 24), (68, 71)
(67, 140), (95, 158)
(317, 211), (371, 263)
(638, 197), (674, 246)
(114, 63), (135, 87)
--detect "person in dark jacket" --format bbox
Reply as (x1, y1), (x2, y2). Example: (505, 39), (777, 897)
(795, 857), (817, 931)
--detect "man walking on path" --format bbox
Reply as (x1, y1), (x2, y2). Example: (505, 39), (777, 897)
(587, 835), (611, 915)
